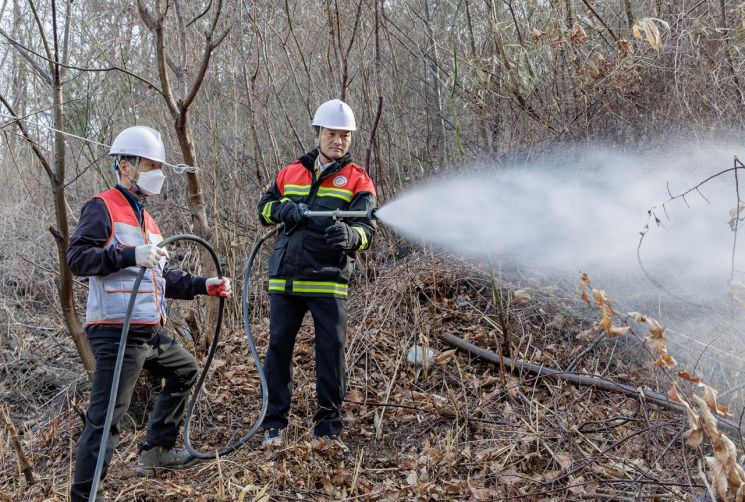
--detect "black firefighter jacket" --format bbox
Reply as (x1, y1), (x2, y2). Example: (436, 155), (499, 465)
(257, 149), (377, 298)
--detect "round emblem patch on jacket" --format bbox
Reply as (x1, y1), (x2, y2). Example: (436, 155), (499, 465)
(333, 175), (348, 187)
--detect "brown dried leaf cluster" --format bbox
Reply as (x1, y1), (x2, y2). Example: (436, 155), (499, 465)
(578, 44), (641, 106)
(584, 275), (729, 415)
(580, 273), (629, 336)
(627, 311), (676, 368)
(691, 395), (745, 501)
(631, 17), (670, 52)
(568, 23), (587, 44)
(698, 382), (731, 417)
(668, 383), (704, 447)
(583, 274), (740, 499)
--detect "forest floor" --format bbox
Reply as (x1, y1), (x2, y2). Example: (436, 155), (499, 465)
(0, 247), (712, 501)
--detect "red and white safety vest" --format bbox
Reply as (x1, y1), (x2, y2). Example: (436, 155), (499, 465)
(85, 188), (167, 325)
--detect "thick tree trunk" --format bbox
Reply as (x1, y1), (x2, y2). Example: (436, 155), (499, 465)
(174, 114), (217, 353)
(175, 115), (212, 243)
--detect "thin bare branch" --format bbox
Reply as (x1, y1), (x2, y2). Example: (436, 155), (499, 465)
(186, 0), (213, 29)
(0, 29), (163, 95)
(0, 93), (53, 178)
(27, 0), (54, 74)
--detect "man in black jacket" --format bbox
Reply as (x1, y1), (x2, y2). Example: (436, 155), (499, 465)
(257, 100), (376, 449)
(68, 126), (232, 501)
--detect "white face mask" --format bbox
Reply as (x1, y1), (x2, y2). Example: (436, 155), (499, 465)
(136, 169), (166, 195)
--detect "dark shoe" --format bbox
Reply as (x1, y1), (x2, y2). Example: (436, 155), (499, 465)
(262, 427), (286, 449)
(70, 482), (105, 502)
(312, 433), (349, 452)
(95, 483), (106, 502)
(135, 446), (195, 477)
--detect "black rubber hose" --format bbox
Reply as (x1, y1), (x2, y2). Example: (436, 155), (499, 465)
(182, 228), (276, 458)
(88, 231), (272, 501)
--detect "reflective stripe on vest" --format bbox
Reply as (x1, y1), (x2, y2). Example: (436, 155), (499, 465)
(317, 186), (353, 202)
(85, 189), (167, 325)
(267, 278), (348, 298)
(268, 278), (286, 292)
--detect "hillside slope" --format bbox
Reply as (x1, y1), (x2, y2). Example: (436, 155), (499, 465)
(1, 250), (707, 500)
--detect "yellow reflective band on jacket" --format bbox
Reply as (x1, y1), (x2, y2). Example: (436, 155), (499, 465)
(291, 280), (348, 297)
(283, 184), (311, 197)
(317, 186), (354, 202)
(353, 226), (369, 250)
(268, 278), (287, 292)
(261, 200), (276, 224)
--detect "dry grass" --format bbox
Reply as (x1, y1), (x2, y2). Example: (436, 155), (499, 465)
(0, 247), (708, 501)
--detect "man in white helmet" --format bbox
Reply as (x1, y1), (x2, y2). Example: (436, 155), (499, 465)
(257, 99), (377, 449)
(67, 126), (232, 501)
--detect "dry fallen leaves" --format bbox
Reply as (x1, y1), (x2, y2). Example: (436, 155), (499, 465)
(434, 348), (458, 366)
(582, 273), (739, 490)
(512, 289), (532, 305)
(617, 38), (634, 57)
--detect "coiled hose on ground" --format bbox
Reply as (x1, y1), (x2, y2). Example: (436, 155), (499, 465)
(89, 230), (275, 502)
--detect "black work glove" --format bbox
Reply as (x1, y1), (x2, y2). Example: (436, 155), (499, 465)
(325, 221), (360, 251)
(276, 201), (306, 228)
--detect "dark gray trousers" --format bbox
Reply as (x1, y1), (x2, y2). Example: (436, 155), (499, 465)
(70, 329), (198, 501)
(263, 294), (347, 437)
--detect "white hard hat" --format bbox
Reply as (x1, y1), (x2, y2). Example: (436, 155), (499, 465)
(109, 126), (166, 163)
(311, 99), (357, 131)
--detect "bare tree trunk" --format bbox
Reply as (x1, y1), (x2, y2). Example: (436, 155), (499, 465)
(52, 0), (94, 378)
(564, 0), (574, 27)
(463, 0), (491, 154)
(328, 0), (364, 101)
(137, 0), (230, 240)
(50, 75), (95, 379)
(247, 2), (267, 185)
(422, 0), (447, 168)
(365, 0), (383, 178)
(174, 113), (212, 241)
(137, 0), (230, 353)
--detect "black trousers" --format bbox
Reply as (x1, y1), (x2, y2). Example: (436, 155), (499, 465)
(70, 329), (198, 501)
(263, 294), (347, 436)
